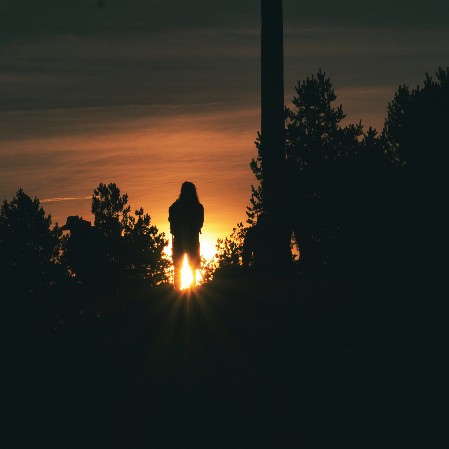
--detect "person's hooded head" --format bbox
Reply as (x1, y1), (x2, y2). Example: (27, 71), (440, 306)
(179, 181), (199, 203)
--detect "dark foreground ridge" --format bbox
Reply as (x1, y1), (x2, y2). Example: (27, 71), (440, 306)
(5, 277), (446, 448)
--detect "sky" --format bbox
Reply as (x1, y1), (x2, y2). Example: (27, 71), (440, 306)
(1, 0), (448, 257)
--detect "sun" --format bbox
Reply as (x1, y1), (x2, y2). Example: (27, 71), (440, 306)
(180, 255), (194, 289)
(180, 253), (210, 290)
(165, 235), (216, 290)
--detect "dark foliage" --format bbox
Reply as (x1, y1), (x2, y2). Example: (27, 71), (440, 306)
(284, 70), (366, 275)
(384, 67), (449, 174)
(1, 184), (170, 329)
(121, 206), (171, 286)
(215, 222), (249, 268)
(248, 69), (437, 279)
(382, 68), (449, 275)
(0, 188), (62, 294)
(92, 182), (130, 237)
(66, 182), (171, 291)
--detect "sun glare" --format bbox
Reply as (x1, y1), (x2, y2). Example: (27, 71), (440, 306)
(180, 254), (194, 290)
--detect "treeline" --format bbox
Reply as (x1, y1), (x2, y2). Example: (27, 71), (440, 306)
(0, 183), (170, 326)
(220, 67), (449, 279)
(2, 66), (448, 315)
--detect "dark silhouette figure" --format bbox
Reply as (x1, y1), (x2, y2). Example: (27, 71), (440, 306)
(61, 215), (110, 292)
(169, 182), (204, 289)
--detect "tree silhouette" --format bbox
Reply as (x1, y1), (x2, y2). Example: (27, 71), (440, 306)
(384, 67), (449, 173)
(286, 69), (363, 162)
(250, 70), (364, 274)
(89, 183), (170, 288)
(0, 189), (62, 294)
(215, 222), (249, 268)
(121, 207), (170, 286)
(247, 69), (415, 277)
(382, 67), (449, 274)
(92, 183), (130, 237)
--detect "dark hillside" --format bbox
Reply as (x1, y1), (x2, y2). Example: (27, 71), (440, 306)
(5, 278), (445, 448)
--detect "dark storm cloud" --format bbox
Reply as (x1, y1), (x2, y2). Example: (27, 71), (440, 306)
(2, 0), (448, 115)
(0, 24), (261, 113)
(1, 0), (448, 45)
(285, 0), (449, 29)
(0, 0), (259, 43)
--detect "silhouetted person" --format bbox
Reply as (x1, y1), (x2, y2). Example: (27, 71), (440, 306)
(61, 215), (109, 292)
(169, 182), (204, 289)
(243, 212), (275, 274)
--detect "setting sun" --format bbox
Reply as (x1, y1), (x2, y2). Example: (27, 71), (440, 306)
(180, 255), (193, 289)
(164, 236), (213, 289)
(180, 254), (203, 290)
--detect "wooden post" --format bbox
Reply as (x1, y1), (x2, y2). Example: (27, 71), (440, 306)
(261, 0), (291, 271)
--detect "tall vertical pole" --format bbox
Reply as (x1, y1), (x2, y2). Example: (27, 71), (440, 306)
(261, 0), (290, 270)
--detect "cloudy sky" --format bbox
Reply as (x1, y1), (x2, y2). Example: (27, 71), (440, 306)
(1, 0), (448, 254)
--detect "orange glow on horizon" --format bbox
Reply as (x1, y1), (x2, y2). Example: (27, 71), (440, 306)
(165, 238), (216, 261)
(3, 106), (258, 252)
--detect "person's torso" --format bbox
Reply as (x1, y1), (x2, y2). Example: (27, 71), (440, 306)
(169, 200), (203, 238)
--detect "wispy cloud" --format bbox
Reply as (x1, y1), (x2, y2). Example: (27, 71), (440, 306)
(40, 196), (91, 203)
